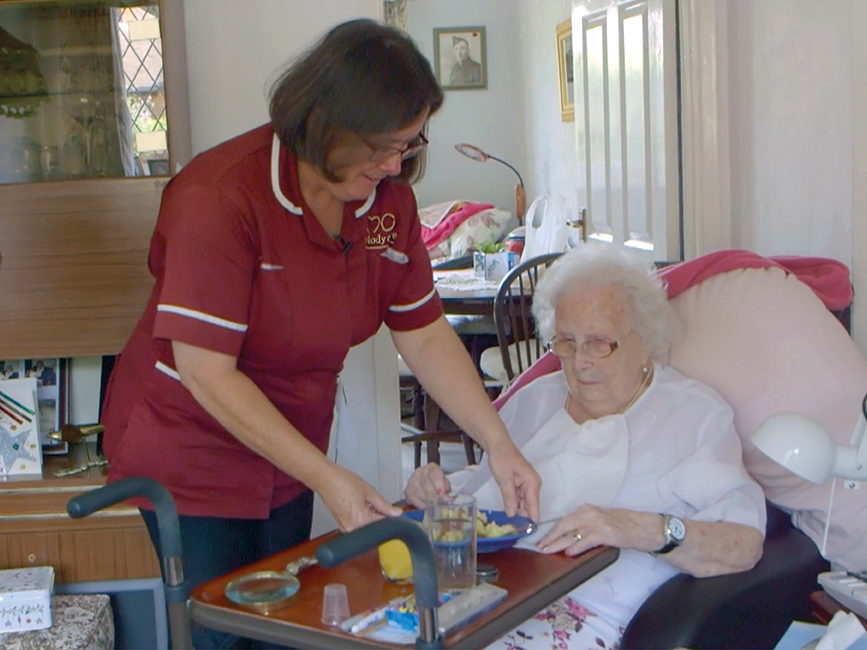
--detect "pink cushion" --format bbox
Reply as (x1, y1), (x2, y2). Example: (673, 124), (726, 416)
(669, 267), (867, 570)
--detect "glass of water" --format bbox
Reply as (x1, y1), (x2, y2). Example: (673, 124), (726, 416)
(424, 493), (477, 592)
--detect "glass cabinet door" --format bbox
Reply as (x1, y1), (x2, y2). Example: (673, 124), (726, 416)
(0, 0), (171, 184)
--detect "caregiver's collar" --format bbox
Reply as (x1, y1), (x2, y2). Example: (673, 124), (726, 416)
(269, 133), (376, 219)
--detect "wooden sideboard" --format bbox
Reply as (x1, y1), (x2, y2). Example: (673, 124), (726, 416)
(0, 0), (189, 587)
(0, 450), (160, 583)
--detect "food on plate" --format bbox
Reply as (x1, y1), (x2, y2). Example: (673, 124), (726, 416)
(475, 511), (518, 538)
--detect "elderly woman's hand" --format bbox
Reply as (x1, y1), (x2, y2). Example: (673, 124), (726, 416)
(537, 504), (663, 555)
(404, 463), (451, 509)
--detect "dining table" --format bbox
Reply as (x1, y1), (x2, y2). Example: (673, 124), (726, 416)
(189, 529), (619, 649)
(434, 269), (501, 316)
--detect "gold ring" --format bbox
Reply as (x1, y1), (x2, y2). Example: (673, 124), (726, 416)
(572, 530), (583, 541)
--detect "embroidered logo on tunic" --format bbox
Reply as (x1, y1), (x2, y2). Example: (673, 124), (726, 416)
(366, 213), (399, 250)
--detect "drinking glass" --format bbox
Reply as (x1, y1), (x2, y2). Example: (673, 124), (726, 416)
(425, 493), (477, 592)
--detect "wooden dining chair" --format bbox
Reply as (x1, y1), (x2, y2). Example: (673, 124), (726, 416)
(400, 422), (478, 469)
(479, 252), (563, 385)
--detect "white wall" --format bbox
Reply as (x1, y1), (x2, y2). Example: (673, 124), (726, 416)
(726, 0), (853, 267)
(406, 0), (526, 219)
(514, 0), (579, 226)
(183, 0), (380, 152)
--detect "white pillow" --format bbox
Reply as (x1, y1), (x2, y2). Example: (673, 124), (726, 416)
(668, 266), (867, 570)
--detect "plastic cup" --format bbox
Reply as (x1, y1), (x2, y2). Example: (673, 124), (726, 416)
(425, 493), (477, 591)
(321, 583), (350, 626)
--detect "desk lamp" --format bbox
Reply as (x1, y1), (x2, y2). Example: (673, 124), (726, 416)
(752, 397), (867, 556)
(752, 395), (867, 483)
(455, 143), (526, 224)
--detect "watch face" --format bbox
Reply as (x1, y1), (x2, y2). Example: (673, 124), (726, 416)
(668, 516), (686, 542)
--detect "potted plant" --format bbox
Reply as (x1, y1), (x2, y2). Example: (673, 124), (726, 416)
(473, 240), (516, 282)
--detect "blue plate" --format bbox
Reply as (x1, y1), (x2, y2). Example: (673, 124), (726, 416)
(402, 509), (535, 553)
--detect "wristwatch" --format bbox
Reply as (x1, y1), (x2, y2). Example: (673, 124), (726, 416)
(653, 514), (686, 555)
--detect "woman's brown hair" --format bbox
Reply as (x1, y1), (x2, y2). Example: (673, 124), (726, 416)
(270, 19), (444, 184)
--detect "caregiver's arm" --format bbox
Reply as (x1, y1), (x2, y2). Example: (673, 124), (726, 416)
(172, 341), (401, 531)
(392, 317), (541, 520)
(539, 504), (763, 578)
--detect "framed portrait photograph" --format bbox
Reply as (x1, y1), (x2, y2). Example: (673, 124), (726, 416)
(556, 19), (575, 122)
(433, 26), (487, 91)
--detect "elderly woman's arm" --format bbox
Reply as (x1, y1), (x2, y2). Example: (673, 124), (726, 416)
(538, 504), (764, 578)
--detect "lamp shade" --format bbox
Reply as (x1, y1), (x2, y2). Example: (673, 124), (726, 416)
(455, 143), (488, 162)
(752, 413), (837, 484)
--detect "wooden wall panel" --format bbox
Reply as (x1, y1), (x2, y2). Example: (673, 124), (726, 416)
(0, 177), (167, 358)
(0, 525), (160, 583)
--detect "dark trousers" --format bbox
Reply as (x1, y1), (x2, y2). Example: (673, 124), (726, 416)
(141, 490), (314, 650)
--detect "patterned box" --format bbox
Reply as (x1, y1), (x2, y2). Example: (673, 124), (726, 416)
(0, 567), (54, 633)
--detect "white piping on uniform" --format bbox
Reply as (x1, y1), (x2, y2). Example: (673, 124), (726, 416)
(354, 188), (377, 218)
(155, 361), (181, 381)
(381, 248), (409, 264)
(271, 134), (303, 215)
(389, 288), (436, 313)
(260, 263), (284, 270)
(157, 304), (248, 332)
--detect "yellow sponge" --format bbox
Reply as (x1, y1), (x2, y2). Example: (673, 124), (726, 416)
(378, 539), (413, 582)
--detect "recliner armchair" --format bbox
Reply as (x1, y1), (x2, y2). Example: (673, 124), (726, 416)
(489, 252), (858, 649)
(621, 502), (828, 649)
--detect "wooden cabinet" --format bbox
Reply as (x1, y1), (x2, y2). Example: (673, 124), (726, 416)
(0, 0), (191, 358)
(0, 455), (160, 582)
(0, 0), (190, 583)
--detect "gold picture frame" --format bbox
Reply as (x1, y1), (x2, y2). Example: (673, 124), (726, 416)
(556, 19), (575, 122)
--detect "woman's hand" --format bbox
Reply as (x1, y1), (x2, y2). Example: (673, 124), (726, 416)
(404, 463), (451, 509)
(536, 504), (764, 578)
(537, 504), (662, 556)
(487, 442), (542, 522)
(317, 466), (403, 532)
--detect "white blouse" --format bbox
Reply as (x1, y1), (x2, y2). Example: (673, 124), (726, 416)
(453, 364), (766, 629)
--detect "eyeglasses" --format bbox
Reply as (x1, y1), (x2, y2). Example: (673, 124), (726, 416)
(545, 335), (625, 360)
(359, 132), (429, 164)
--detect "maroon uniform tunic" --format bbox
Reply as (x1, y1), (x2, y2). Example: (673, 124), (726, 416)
(102, 125), (442, 518)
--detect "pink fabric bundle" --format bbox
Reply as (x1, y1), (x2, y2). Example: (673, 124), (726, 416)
(420, 201), (494, 249)
(493, 249), (852, 407)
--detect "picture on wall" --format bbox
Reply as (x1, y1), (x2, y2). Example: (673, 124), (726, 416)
(556, 18), (575, 122)
(433, 26), (487, 90)
(0, 358), (61, 448)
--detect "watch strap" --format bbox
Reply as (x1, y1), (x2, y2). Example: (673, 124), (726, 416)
(653, 540), (679, 555)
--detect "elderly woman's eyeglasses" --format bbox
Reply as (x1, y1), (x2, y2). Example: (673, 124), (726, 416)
(545, 336), (622, 360)
(359, 132), (429, 164)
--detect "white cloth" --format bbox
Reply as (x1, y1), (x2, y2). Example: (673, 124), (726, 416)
(454, 364), (767, 635)
(469, 406), (629, 526)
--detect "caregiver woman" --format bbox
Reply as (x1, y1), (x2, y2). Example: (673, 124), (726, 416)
(100, 18), (540, 648)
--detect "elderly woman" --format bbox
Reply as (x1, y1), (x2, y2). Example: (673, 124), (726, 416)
(405, 245), (766, 649)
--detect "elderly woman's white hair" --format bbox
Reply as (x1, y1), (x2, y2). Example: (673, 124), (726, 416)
(532, 245), (673, 363)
